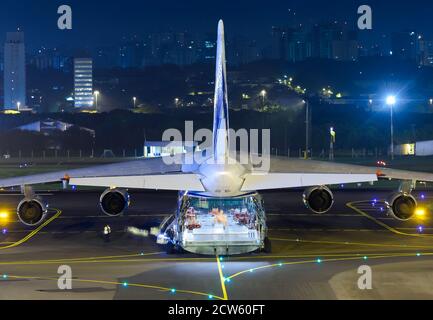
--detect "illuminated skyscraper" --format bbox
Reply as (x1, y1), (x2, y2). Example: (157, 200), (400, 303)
(4, 32), (26, 110)
(74, 57), (94, 108)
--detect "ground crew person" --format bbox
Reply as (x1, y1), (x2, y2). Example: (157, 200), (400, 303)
(103, 225), (111, 242)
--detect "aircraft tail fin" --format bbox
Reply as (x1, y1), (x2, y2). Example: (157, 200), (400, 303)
(212, 20), (230, 162)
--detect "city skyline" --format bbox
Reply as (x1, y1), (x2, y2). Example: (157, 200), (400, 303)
(0, 1), (432, 51)
(1, 2), (433, 112)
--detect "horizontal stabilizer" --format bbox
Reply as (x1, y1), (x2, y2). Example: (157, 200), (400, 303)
(70, 174), (205, 191)
(241, 173), (377, 191)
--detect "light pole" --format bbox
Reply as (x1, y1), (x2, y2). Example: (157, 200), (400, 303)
(133, 97), (137, 109)
(174, 98), (179, 108)
(329, 126), (336, 160)
(386, 95), (396, 160)
(260, 90), (266, 106)
(303, 99), (309, 159)
(94, 90), (100, 112)
(16, 101), (21, 111)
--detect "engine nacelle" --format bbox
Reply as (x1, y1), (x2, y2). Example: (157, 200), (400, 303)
(303, 186), (334, 214)
(385, 193), (417, 221)
(17, 197), (48, 226)
(99, 188), (130, 216)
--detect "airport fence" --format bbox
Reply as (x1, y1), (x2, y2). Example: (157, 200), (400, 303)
(0, 147), (396, 162)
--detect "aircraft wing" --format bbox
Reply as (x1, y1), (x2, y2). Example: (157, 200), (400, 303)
(69, 174), (205, 191)
(241, 157), (433, 191)
(267, 157), (433, 182)
(242, 173), (377, 191)
(0, 156), (184, 188)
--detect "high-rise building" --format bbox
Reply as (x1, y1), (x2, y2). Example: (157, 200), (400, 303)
(391, 31), (420, 62)
(311, 22), (358, 61)
(4, 32), (26, 110)
(287, 29), (311, 62)
(30, 47), (71, 72)
(228, 36), (261, 66)
(419, 40), (433, 67)
(270, 27), (288, 60)
(74, 58), (94, 109)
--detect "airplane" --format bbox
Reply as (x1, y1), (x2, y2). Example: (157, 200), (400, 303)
(1, 20), (433, 255)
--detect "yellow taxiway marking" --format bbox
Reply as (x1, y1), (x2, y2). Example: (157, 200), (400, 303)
(216, 256), (228, 300)
(0, 252), (164, 265)
(270, 237), (433, 249)
(0, 252), (411, 266)
(2, 274), (224, 301)
(3, 226), (433, 266)
(347, 201), (433, 238)
(0, 209), (62, 250)
(0, 256), (217, 266)
(227, 252), (433, 281)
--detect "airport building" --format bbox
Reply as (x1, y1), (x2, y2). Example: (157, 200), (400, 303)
(144, 141), (198, 158)
(395, 140), (433, 156)
(4, 31), (26, 110)
(74, 58), (94, 109)
(15, 118), (95, 137)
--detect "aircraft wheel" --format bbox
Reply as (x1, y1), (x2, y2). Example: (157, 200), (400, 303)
(263, 237), (272, 253)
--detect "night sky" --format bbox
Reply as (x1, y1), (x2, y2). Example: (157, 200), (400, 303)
(1, 0), (433, 50)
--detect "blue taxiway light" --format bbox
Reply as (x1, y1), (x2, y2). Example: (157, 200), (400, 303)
(316, 258), (322, 263)
(420, 194), (426, 200)
(1, 228), (7, 235)
(2, 274), (7, 279)
(170, 288), (176, 293)
(208, 295), (213, 299)
(249, 269), (253, 273)
(363, 256), (368, 260)
(418, 226), (424, 233)
(122, 282), (128, 287)
(417, 253), (421, 257)
(224, 278), (231, 283)
(219, 257), (223, 261)
(278, 263), (283, 267)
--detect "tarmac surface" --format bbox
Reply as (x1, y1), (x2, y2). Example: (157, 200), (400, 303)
(0, 188), (433, 300)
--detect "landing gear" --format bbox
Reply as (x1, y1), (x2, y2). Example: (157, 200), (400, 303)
(263, 237), (272, 253)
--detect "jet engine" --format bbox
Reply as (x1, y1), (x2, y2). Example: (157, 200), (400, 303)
(100, 188), (130, 216)
(303, 186), (334, 214)
(17, 197), (48, 226)
(385, 192), (417, 221)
